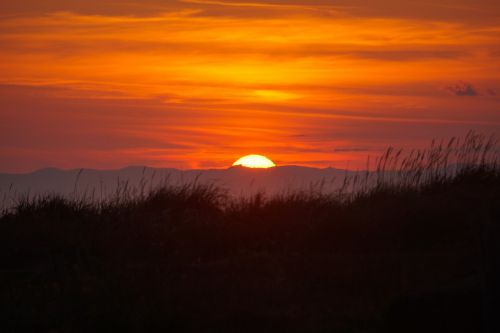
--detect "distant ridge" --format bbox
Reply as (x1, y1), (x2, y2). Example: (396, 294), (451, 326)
(0, 166), (352, 205)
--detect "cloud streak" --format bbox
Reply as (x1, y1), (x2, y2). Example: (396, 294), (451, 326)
(0, 1), (499, 171)
(446, 82), (478, 96)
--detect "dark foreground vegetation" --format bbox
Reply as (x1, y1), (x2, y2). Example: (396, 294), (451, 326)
(1, 133), (500, 332)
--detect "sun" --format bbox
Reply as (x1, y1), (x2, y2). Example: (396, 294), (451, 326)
(232, 154), (276, 168)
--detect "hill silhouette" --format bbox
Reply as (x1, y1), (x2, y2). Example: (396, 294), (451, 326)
(0, 165), (351, 204)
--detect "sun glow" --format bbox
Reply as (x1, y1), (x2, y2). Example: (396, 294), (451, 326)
(232, 155), (276, 168)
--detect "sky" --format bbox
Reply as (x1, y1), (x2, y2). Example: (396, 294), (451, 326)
(0, 0), (499, 172)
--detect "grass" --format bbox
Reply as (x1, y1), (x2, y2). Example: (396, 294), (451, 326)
(1, 132), (499, 332)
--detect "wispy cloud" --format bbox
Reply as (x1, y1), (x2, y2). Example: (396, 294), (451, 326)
(444, 81), (500, 97)
(334, 147), (375, 153)
(446, 81), (478, 96)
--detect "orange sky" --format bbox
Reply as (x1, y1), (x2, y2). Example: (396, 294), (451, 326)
(1, 0), (499, 172)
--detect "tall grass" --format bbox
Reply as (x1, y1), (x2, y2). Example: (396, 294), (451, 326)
(1, 132), (499, 332)
(338, 131), (500, 199)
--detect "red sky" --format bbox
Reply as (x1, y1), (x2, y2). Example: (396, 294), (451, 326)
(1, 0), (499, 172)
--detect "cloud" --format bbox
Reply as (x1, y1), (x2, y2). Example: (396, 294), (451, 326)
(1, 0), (499, 23)
(179, 0), (339, 11)
(446, 81), (478, 96)
(444, 82), (499, 97)
(334, 147), (374, 153)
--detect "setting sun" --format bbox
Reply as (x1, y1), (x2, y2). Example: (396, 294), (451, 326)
(232, 155), (276, 169)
